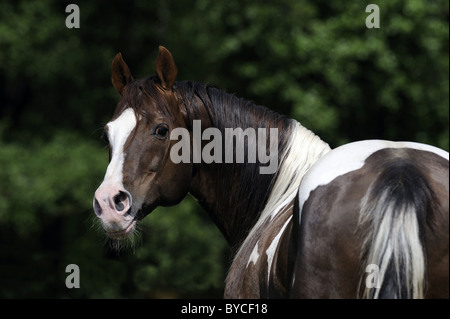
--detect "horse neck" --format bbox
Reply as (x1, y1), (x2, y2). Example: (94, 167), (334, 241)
(176, 81), (331, 249)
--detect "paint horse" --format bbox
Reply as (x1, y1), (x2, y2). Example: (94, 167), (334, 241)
(93, 46), (449, 298)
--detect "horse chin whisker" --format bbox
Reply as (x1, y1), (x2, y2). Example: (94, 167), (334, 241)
(88, 213), (102, 232)
(104, 224), (142, 254)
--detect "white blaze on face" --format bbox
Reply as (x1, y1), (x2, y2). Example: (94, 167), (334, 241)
(101, 108), (137, 188)
(93, 107), (138, 235)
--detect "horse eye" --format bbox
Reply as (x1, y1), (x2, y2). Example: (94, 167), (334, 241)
(154, 124), (169, 138)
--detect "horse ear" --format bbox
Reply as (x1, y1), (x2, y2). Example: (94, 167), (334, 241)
(156, 46), (177, 90)
(111, 52), (133, 95)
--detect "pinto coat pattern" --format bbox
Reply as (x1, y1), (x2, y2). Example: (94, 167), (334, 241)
(93, 46), (449, 298)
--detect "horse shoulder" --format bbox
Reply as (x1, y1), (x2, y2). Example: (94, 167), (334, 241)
(224, 205), (294, 298)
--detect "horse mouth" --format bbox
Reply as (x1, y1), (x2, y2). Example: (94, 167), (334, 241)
(105, 219), (137, 239)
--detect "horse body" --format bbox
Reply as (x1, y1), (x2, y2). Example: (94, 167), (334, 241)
(225, 140), (449, 298)
(94, 47), (449, 298)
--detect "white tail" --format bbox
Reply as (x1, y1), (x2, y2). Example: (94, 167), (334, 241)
(358, 161), (433, 299)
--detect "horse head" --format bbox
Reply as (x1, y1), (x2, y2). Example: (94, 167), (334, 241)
(93, 46), (193, 239)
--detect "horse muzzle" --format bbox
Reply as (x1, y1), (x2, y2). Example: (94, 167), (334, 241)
(93, 186), (136, 238)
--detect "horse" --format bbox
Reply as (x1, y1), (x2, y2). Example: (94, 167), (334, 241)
(93, 46), (449, 298)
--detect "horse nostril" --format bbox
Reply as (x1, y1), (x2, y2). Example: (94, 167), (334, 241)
(94, 198), (102, 216)
(113, 191), (128, 212)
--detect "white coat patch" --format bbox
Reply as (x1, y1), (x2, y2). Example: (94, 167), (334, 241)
(266, 216), (292, 286)
(298, 140), (449, 224)
(100, 108), (137, 188)
(246, 241), (260, 268)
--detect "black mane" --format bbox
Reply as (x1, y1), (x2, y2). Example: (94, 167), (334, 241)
(175, 80), (294, 246)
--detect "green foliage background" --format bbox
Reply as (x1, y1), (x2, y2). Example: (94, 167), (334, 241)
(0, 0), (448, 298)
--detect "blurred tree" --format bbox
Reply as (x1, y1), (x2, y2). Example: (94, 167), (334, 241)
(164, 0), (448, 148)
